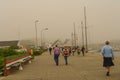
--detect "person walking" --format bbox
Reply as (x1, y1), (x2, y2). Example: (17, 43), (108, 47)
(77, 46), (81, 55)
(81, 46), (85, 56)
(68, 47), (72, 56)
(54, 45), (60, 66)
(72, 47), (75, 56)
(49, 47), (52, 55)
(63, 48), (69, 65)
(101, 41), (114, 76)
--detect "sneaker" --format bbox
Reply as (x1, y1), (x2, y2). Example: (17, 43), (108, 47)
(65, 63), (68, 65)
(56, 63), (58, 66)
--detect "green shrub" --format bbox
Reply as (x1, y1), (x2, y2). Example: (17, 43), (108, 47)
(0, 48), (24, 57)
(33, 49), (46, 56)
(33, 51), (42, 56)
(0, 56), (4, 75)
(9, 46), (19, 49)
(0, 56), (4, 67)
(0, 48), (16, 57)
(6, 53), (25, 60)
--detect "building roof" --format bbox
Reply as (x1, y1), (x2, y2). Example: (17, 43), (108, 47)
(0, 40), (19, 47)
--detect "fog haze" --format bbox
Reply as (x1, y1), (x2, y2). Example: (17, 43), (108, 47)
(0, 0), (120, 44)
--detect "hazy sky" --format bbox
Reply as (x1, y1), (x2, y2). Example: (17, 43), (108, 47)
(0, 0), (120, 44)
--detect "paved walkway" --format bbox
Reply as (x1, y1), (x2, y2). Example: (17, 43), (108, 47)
(1, 51), (120, 80)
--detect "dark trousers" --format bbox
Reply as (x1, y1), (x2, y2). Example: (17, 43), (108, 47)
(77, 52), (80, 55)
(72, 51), (75, 56)
(82, 51), (84, 56)
(64, 56), (68, 65)
(54, 54), (59, 65)
(49, 51), (52, 55)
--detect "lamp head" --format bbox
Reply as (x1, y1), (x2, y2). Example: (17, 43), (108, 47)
(35, 20), (39, 22)
(45, 28), (48, 30)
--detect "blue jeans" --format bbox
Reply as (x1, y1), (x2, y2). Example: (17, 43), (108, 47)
(64, 56), (68, 65)
(54, 54), (59, 65)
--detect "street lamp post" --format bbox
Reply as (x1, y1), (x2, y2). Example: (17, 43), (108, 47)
(84, 6), (88, 53)
(35, 20), (39, 48)
(81, 21), (84, 47)
(41, 28), (48, 47)
(73, 22), (76, 47)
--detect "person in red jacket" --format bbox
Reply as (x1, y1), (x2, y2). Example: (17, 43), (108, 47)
(63, 48), (69, 65)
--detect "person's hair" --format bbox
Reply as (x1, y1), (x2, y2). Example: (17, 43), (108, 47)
(105, 41), (110, 45)
(55, 45), (58, 47)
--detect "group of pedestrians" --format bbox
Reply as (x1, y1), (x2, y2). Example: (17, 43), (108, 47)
(48, 40), (115, 77)
(76, 46), (85, 56)
(61, 46), (85, 56)
(48, 45), (86, 66)
(53, 45), (69, 66)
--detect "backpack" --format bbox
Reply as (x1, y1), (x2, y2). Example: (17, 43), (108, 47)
(64, 50), (69, 56)
(54, 48), (60, 54)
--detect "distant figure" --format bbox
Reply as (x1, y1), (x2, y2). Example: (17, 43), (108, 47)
(101, 41), (114, 76)
(29, 49), (33, 55)
(77, 47), (81, 55)
(72, 47), (75, 56)
(68, 47), (72, 55)
(63, 48), (69, 65)
(59, 47), (64, 56)
(81, 46), (85, 56)
(49, 47), (52, 55)
(54, 45), (60, 66)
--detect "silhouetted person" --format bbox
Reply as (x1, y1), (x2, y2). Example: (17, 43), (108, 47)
(49, 47), (52, 55)
(68, 47), (72, 55)
(81, 46), (85, 56)
(77, 47), (81, 55)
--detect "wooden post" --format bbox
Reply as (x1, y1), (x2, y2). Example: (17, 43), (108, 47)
(3, 57), (8, 76)
(84, 6), (88, 53)
(81, 21), (84, 47)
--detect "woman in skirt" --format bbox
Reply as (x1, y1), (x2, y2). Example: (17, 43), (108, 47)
(101, 41), (114, 76)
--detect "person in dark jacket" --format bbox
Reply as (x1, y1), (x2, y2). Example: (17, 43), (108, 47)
(77, 47), (81, 55)
(81, 46), (85, 56)
(49, 47), (52, 55)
